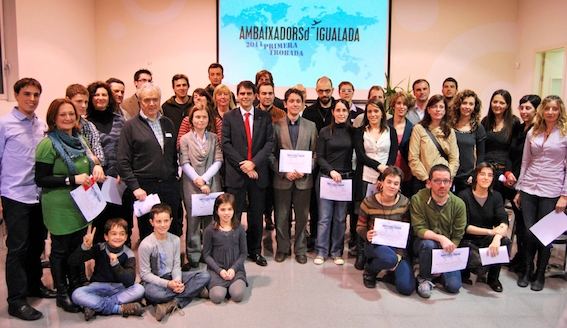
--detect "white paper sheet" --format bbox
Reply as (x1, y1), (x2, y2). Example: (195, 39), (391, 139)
(191, 192), (224, 216)
(319, 177), (352, 201)
(133, 193), (161, 217)
(431, 247), (469, 274)
(279, 150), (312, 174)
(479, 245), (510, 266)
(70, 181), (106, 222)
(366, 183), (377, 197)
(371, 218), (410, 248)
(529, 210), (567, 247)
(100, 177), (127, 205)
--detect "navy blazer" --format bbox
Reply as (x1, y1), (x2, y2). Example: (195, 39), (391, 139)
(222, 107), (274, 188)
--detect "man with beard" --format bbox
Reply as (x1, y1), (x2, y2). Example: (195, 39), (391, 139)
(162, 74), (192, 134)
(302, 76), (336, 250)
(442, 77), (458, 109)
(407, 79), (430, 125)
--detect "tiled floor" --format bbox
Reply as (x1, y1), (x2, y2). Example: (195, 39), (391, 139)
(1, 215), (567, 328)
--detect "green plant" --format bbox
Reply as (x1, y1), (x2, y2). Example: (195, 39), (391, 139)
(384, 73), (411, 112)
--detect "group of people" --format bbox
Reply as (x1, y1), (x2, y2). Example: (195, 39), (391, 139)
(1, 64), (567, 321)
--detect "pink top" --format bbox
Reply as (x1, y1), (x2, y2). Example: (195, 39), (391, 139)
(517, 126), (567, 197)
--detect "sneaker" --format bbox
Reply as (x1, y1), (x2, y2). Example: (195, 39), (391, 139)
(313, 256), (325, 265)
(121, 302), (143, 317)
(417, 278), (435, 299)
(155, 299), (178, 322)
(198, 286), (209, 299)
(333, 257), (345, 265)
(84, 307), (96, 321)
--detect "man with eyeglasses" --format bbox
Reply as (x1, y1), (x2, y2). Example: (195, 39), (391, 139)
(410, 164), (466, 298)
(121, 69), (153, 119)
(118, 82), (181, 241)
(302, 76), (336, 250)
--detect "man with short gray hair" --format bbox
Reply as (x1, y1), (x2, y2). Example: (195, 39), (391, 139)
(118, 83), (181, 240)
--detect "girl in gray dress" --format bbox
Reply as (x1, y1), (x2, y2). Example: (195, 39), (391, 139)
(203, 194), (248, 304)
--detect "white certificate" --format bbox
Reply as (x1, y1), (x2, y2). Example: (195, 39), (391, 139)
(100, 176), (127, 205)
(479, 246), (510, 266)
(191, 192), (224, 217)
(279, 150), (312, 174)
(70, 180), (106, 222)
(366, 183), (377, 197)
(431, 247), (469, 274)
(319, 177), (352, 201)
(529, 210), (567, 247)
(133, 193), (161, 217)
(371, 218), (410, 248)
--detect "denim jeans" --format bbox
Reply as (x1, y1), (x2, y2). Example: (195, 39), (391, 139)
(413, 238), (462, 293)
(315, 174), (349, 258)
(365, 244), (415, 296)
(72, 282), (145, 314)
(144, 271), (210, 308)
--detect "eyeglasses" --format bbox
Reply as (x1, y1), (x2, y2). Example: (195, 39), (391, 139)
(478, 173), (494, 178)
(316, 89), (332, 95)
(432, 179), (451, 185)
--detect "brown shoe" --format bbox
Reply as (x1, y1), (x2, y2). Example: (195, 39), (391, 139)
(155, 299), (178, 321)
(121, 302), (143, 317)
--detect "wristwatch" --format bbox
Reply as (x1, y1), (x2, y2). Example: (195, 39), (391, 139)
(65, 177), (70, 186)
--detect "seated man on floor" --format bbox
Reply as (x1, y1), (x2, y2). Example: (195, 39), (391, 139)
(411, 164), (466, 298)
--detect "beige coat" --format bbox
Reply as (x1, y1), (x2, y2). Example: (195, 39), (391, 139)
(408, 124), (459, 181)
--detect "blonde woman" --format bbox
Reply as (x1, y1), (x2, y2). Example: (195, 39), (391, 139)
(514, 95), (567, 291)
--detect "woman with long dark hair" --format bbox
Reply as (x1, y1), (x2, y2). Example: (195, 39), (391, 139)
(451, 90), (486, 194)
(481, 89), (520, 200)
(352, 98), (398, 269)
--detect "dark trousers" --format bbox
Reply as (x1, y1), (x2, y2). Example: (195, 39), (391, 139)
(2, 197), (47, 308)
(51, 228), (86, 291)
(136, 175), (181, 241)
(309, 166), (320, 238)
(227, 179), (265, 257)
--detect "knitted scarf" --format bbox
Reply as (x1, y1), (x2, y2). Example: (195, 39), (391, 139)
(48, 129), (94, 175)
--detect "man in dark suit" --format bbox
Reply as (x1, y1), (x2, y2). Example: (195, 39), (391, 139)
(121, 69), (153, 119)
(222, 80), (274, 266)
(270, 88), (317, 264)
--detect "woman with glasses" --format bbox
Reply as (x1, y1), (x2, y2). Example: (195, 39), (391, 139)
(408, 94), (459, 195)
(514, 95), (567, 291)
(458, 163), (510, 292)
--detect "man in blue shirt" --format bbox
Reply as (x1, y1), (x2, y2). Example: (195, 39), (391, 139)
(0, 78), (56, 320)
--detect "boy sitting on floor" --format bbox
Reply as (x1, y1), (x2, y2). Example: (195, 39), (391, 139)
(69, 218), (144, 321)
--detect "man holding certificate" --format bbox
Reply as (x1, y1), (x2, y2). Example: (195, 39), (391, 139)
(357, 166), (414, 295)
(411, 164), (466, 298)
(269, 88), (317, 264)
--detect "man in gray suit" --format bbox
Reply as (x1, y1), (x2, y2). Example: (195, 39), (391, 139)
(406, 79), (430, 125)
(270, 88), (318, 264)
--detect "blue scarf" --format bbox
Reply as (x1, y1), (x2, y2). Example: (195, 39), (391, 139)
(48, 129), (94, 175)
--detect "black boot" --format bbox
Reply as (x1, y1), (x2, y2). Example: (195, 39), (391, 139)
(51, 258), (82, 313)
(517, 242), (535, 288)
(354, 237), (366, 271)
(363, 264), (379, 288)
(531, 246), (551, 291)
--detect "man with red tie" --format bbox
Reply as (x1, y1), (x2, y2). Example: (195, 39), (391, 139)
(222, 80), (274, 266)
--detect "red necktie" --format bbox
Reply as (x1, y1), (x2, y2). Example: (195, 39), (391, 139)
(244, 112), (252, 160)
